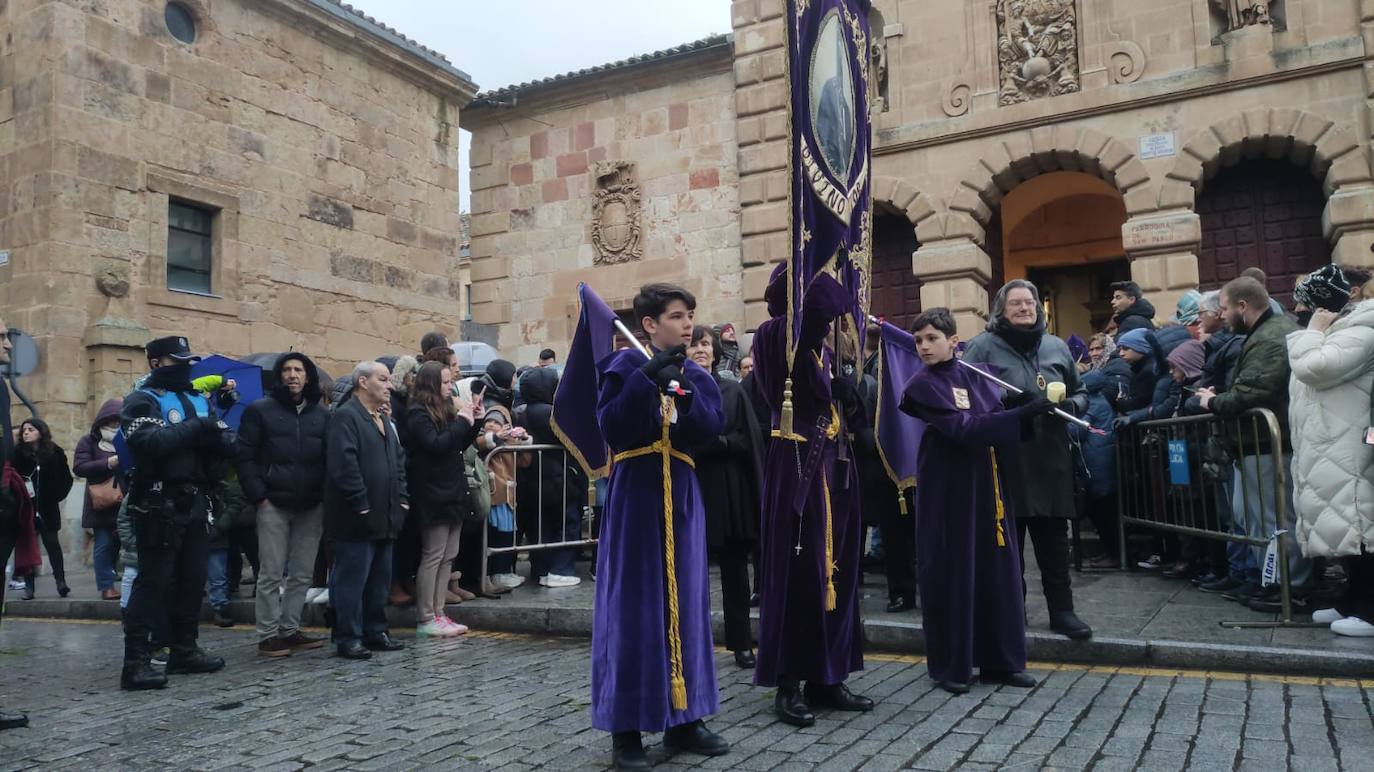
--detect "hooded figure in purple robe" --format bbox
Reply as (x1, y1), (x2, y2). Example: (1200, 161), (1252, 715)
(899, 307), (1048, 695)
(590, 282), (729, 770)
(751, 263), (874, 728)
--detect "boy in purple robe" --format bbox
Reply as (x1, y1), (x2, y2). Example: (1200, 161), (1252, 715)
(752, 264), (873, 727)
(898, 308), (1053, 694)
(592, 283), (728, 771)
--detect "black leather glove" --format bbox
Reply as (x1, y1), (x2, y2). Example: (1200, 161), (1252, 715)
(655, 364), (684, 391)
(1015, 397), (1058, 417)
(215, 389), (241, 412)
(640, 345), (686, 378)
(1004, 389), (1037, 409)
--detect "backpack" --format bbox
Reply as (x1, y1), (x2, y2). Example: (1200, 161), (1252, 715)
(463, 445), (492, 525)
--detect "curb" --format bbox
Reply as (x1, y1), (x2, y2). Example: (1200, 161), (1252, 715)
(13, 595), (1374, 678)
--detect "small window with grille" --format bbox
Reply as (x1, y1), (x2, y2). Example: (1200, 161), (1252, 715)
(167, 201), (214, 294)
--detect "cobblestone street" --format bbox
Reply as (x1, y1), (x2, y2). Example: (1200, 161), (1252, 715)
(1, 618), (1371, 771)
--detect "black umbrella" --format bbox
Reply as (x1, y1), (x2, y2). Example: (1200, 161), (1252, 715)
(242, 352), (335, 396)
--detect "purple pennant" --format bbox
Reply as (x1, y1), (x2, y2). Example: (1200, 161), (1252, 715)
(550, 283), (620, 478)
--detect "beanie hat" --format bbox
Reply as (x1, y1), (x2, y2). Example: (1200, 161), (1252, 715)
(1294, 264), (1351, 313)
(1116, 328), (1152, 355)
(1174, 290), (1202, 324)
(1166, 339), (1206, 380)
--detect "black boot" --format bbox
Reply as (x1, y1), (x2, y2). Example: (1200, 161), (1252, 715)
(774, 677), (815, 727)
(804, 681), (875, 711)
(165, 647), (225, 675)
(21, 575), (34, 601)
(664, 719), (729, 756)
(55, 573), (70, 598)
(120, 637), (167, 691)
(1049, 610), (1092, 640)
(611, 731), (650, 771)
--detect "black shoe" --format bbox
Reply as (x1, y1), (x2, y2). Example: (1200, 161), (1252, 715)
(56, 579), (70, 598)
(0, 711), (28, 730)
(981, 670), (1036, 688)
(166, 649), (225, 675)
(1222, 580), (1261, 603)
(362, 632), (405, 652)
(804, 682), (875, 712)
(1248, 588), (1308, 614)
(886, 595), (916, 613)
(213, 607), (234, 628)
(1049, 611), (1092, 640)
(1162, 561), (1198, 580)
(774, 683), (815, 727)
(663, 719), (729, 756)
(1199, 575), (1244, 594)
(935, 679), (971, 695)
(749, 592), (760, 608)
(120, 662), (168, 691)
(337, 641), (372, 660)
(734, 650), (756, 669)
(611, 731), (650, 771)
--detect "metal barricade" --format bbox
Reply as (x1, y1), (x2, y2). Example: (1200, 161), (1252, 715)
(479, 444), (597, 583)
(1115, 407), (1307, 628)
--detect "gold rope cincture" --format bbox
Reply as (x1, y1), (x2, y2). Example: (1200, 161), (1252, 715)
(988, 448), (1007, 548)
(822, 471), (838, 611)
(611, 396), (688, 711)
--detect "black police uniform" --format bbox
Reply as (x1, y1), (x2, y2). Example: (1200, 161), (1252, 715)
(120, 336), (237, 690)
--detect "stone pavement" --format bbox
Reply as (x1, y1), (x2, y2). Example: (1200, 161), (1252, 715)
(18, 552), (1374, 677)
(1, 618), (1372, 771)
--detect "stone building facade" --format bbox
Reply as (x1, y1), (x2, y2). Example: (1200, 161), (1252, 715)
(1, 0), (476, 446)
(468, 0), (1374, 349)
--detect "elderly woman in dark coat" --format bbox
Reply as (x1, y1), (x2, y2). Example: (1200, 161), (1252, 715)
(962, 279), (1092, 640)
(688, 326), (765, 669)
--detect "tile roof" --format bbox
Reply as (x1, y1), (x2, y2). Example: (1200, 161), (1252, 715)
(472, 33), (731, 104)
(306, 0), (476, 88)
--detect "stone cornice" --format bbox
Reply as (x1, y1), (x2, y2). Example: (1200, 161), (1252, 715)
(252, 0), (478, 102)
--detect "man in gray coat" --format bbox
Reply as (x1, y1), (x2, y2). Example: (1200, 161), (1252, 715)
(326, 361), (409, 660)
(963, 280), (1093, 640)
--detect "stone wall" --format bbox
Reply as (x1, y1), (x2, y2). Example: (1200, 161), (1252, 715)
(0, 0), (475, 448)
(465, 47), (742, 363)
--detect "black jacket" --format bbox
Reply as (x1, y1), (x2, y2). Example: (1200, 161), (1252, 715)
(514, 367), (586, 520)
(325, 398), (409, 541)
(402, 401), (476, 525)
(1113, 298), (1157, 335)
(120, 367), (236, 488)
(12, 445), (73, 530)
(236, 356), (329, 512)
(694, 376), (764, 547)
(1198, 329), (1244, 391)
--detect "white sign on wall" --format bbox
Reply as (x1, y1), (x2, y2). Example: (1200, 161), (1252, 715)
(0, 250), (9, 267)
(1138, 132), (1177, 161)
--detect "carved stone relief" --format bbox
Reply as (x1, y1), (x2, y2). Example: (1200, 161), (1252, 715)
(591, 161), (642, 265)
(1212, 1), (1271, 34)
(995, 0), (1080, 106)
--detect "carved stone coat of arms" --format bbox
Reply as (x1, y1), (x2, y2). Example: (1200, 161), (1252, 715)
(591, 161), (642, 265)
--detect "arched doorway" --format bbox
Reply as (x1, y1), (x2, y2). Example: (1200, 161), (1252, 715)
(989, 171), (1130, 338)
(869, 204), (922, 329)
(1197, 159), (1330, 308)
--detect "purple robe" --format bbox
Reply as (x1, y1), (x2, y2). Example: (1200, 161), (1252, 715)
(591, 350), (725, 732)
(899, 360), (1027, 684)
(753, 276), (864, 687)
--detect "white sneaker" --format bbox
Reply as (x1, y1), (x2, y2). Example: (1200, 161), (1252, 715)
(540, 574), (581, 588)
(492, 573), (525, 590)
(307, 588), (329, 605)
(416, 619), (446, 638)
(1312, 607), (1343, 625)
(6, 579), (24, 591)
(1331, 617), (1374, 637)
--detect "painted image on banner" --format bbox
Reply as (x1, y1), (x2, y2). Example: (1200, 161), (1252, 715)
(809, 10), (856, 183)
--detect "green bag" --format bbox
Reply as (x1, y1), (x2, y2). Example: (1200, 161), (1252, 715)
(463, 446), (492, 525)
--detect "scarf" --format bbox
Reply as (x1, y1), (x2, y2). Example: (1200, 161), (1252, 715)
(993, 315), (1046, 357)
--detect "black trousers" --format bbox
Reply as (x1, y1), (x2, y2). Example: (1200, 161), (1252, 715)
(1337, 553), (1374, 622)
(28, 523), (64, 583)
(331, 539), (392, 645)
(882, 492), (916, 602)
(717, 539), (754, 652)
(226, 523), (260, 587)
(1084, 494), (1119, 557)
(123, 495), (210, 659)
(1016, 518), (1075, 614)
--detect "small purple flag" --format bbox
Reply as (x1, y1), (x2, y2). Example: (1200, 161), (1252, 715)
(550, 283), (620, 479)
(1066, 334), (1089, 364)
(874, 322), (923, 492)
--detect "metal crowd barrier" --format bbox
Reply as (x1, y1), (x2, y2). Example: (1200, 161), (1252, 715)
(1115, 407), (1306, 627)
(478, 444), (597, 582)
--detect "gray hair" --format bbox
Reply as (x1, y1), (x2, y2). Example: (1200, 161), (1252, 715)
(1198, 290), (1221, 313)
(986, 279), (1043, 331)
(351, 360), (382, 383)
(390, 355), (420, 394)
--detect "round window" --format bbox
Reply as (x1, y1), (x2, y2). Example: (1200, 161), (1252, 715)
(165, 2), (197, 44)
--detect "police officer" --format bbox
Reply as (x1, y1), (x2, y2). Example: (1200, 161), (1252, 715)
(120, 335), (237, 690)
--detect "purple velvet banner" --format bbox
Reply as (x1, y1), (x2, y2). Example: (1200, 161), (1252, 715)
(550, 283), (620, 478)
(785, 0), (873, 363)
(874, 322), (922, 491)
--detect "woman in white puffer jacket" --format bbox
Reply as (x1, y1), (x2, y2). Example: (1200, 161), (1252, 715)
(1288, 279), (1374, 637)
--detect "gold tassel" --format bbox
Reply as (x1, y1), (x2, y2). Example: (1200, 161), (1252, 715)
(823, 472), (837, 612)
(780, 378), (794, 437)
(588, 483), (597, 508)
(898, 493), (908, 516)
(659, 396), (689, 711)
(989, 448), (1007, 548)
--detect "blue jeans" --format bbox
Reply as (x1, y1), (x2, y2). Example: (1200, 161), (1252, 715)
(93, 527), (120, 591)
(206, 548), (230, 610)
(120, 566), (137, 609)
